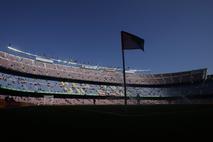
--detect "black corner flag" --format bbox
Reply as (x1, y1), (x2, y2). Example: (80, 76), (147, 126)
(121, 31), (144, 105)
(121, 31), (144, 51)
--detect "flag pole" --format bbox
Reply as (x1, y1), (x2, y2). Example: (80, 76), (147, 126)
(120, 31), (144, 105)
(121, 33), (127, 105)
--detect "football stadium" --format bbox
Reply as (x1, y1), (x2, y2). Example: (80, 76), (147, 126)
(1, 31), (213, 132)
(1, 0), (213, 137)
(1, 46), (213, 107)
(1, 46), (213, 132)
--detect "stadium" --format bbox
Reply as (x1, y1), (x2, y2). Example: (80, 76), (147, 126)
(1, 0), (213, 136)
(0, 32), (212, 133)
(1, 46), (213, 134)
(1, 46), (213, 107)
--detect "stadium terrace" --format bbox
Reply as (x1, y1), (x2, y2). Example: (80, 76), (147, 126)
(0, 50), (213, 107)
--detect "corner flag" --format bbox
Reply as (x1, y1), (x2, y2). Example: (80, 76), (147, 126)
(120, 31), (145, 105)
(121, 31), (144, 51)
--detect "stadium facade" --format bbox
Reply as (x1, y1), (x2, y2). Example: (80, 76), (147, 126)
(0, 50), (213, 106)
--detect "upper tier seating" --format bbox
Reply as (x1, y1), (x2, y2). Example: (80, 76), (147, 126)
(0, 51), (207, 85)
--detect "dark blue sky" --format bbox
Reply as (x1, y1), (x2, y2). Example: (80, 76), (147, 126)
(0, 0), (212, 74)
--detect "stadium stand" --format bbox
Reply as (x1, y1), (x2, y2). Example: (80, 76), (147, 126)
(0, 51), (207, 85)
(0, 50), (213, 106)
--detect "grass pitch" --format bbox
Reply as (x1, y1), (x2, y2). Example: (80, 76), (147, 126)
(1, 105), (213, 131)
